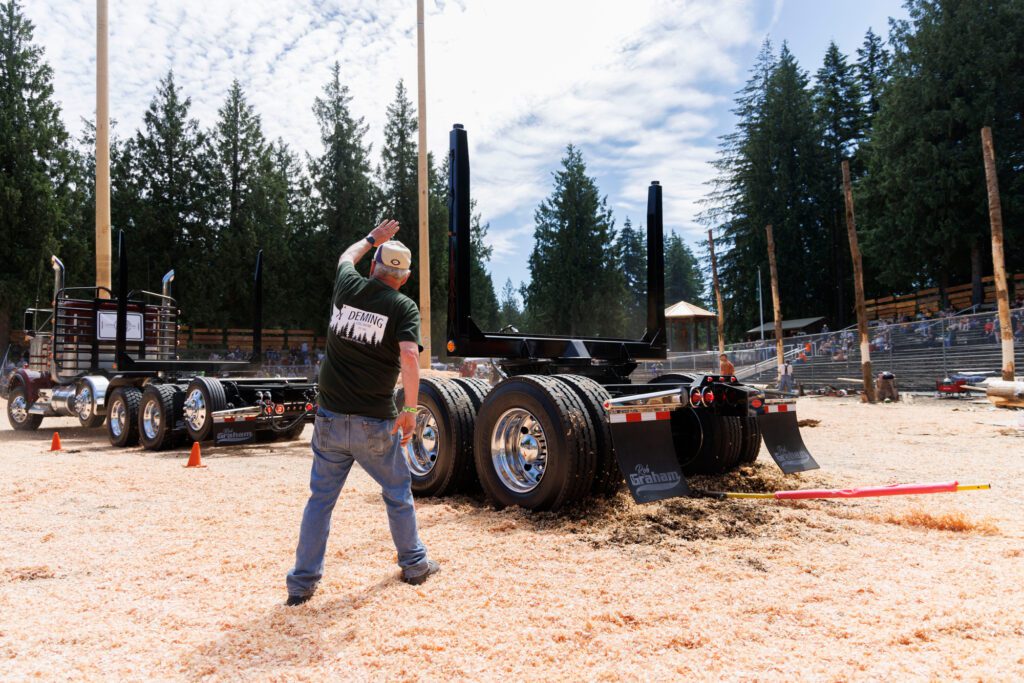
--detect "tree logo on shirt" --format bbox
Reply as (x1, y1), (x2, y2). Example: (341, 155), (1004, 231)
(330, 304), (388, 346)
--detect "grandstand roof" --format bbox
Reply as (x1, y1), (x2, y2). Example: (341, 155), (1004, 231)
(746, 316), (825, 335)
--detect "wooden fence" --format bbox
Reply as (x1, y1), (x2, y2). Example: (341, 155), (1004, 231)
(180, 327), (326, 352)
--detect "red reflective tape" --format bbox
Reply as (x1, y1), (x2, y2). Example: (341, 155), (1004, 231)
(778, 404), (788, 413)
(655, 411), (671, 421)
(625, 412), (642, 423)
(224, 417), (235, 423)
(775, 481), (959, 500)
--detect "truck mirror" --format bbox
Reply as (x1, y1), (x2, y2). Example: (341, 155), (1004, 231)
(23, 309), (35, 337)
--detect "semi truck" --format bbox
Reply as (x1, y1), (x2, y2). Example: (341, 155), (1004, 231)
(4, 234), (316, 449)
(394, 124), (819, 511)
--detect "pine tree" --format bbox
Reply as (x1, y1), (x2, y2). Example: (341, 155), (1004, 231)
(210, 80), (272, 326)
(813, 42), (865, 326)
(860, 0), (1024, 299)
(378, 81), (420, 299)
(856, 28), (890, 125)
(498, 278), (523, 331)
(525, 145), (624, 337)
(615, 217), (646, 333)
(703, 41), (828, 338)
(469, 211), (499, 332)
(308, 62), (378, 322)
(0, 0), (71, 344)
(664, 232), (705, 307)
(125, 71), (215, 323)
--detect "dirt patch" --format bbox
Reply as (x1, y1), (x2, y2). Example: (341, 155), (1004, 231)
(797, 418), (821, 427)
(880, 508), (1000, 535)
(3, 566), (55, 582)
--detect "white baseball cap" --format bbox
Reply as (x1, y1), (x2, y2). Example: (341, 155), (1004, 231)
(374, 240), (412, 270)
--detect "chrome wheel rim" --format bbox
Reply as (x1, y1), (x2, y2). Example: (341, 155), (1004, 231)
(490, 408), (548, 493)
(183, 389), (207, 432)
(403, 406), (440, 477)
(142, 400), (162, 440)
(110, 399), (126, 438)
(75, 386), (93, 420)
(10, 395), (28, 424)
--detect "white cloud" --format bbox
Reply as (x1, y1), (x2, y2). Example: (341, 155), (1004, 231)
(26, 0), (768, 286)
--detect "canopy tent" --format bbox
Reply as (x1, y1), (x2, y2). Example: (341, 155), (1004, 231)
(746, 316), (825, 339)
(665, 300), (717, 352)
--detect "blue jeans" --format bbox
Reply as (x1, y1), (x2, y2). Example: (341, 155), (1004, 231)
(286, 407), (428, 597)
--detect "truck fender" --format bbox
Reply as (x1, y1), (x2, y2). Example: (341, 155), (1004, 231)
(11, 369), (52, 405)
(79, 375), (110, 410)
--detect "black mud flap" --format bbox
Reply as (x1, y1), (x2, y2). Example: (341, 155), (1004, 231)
(609, 417), (690, 503)
(213, 422), (258, 446)
(756, 412), (819, 473)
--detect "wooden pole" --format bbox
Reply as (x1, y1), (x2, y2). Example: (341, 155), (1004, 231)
(707, 229), (725, 353)
(981, 126), (1015, 381)
(842, 160), (876, 402)
(95, 0), (111, 298)
(765, 224), (784, 370)
(416, 0), (431, 368)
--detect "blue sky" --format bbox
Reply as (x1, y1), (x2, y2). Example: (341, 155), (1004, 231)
(27, 0), (906, 294)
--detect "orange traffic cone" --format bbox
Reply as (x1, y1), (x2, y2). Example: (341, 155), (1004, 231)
(184, 442), (207, 468)
(50, 432), (62, 452)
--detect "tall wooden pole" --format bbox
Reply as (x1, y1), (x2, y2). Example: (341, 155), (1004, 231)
(842, 160), (876, 402)
(981, 127), (1015, 381)
(95, 0), (111, 297)
(415, 0), (431, 368)
(707, 229), (725, 353)
(765, 224), (784, 369)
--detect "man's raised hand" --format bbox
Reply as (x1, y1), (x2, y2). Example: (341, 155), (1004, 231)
(370, 220), (400, 245)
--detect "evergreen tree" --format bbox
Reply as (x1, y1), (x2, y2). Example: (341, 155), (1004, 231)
(860, 0), (1024, 299)
(210, 80), (273, 326)
(664, 232), (705, 307)
(498, 278), (524, 331)
(378, 81), (420, 299)
(469, 211), (499, 332)
(525, 145), (624, 336)
(703, 41), (827, 338)
(615, 217), (646, 333)
(813, 41), (865, 326)
(856, 27), (890, 124)
(0, 0), (71, 344)
(125, 71), (215, 323)
(308, 62), (377, 325)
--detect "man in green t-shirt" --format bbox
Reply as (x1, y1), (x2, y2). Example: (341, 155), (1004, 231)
(286, 220), (439, 606)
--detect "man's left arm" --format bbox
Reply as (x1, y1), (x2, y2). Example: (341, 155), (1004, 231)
(393, 341), (420, 447)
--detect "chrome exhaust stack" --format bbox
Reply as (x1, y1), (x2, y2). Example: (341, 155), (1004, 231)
(162, 269), (175, 298)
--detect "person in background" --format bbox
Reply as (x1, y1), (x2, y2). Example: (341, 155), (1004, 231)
(778, 360), (795, 393)
(719, 353), (735, 376)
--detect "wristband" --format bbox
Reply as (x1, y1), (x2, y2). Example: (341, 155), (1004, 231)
(402, 406), (418, 414)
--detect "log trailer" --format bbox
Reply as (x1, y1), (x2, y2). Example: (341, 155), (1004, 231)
(396, 124), (820, 511)
(3, 233), (316, 449)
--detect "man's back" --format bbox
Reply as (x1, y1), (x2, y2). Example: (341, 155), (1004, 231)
(317, 261), (420, 419)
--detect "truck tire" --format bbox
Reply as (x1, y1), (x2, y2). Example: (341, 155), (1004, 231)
(738, 416), (761, 464)
(183, 377), (227, 443)
(686, 413), (743, 475)
(280, 421), (307, 441)
(107, 387), (141, 447)
(7, 385), (43, 431)
(139, 384), (181, 451)
(75, 382), (105, 429)
(450, 377), (492, 410)
(473, 376), (596, 511)
(395, 377), (476, 496)
(553, 374), (623, 498)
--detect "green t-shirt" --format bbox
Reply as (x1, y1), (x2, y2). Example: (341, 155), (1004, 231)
(317, 261), (420, 419)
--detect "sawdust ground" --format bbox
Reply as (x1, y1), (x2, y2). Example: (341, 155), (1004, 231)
(1, 396), (1022, 681)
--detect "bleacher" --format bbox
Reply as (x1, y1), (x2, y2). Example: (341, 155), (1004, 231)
(738, 309), (1024, 391)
